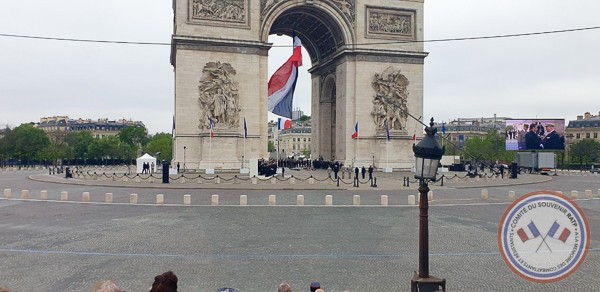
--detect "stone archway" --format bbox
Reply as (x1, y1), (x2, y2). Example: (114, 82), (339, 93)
(171, 0), (427, 170)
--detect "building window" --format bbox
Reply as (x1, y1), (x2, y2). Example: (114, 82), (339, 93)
(586, 133), (590, 139)
(595, 133), (598, 139)
(576, 133), (580, 139)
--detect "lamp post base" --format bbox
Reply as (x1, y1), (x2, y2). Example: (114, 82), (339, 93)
(411, 271), (446, 292)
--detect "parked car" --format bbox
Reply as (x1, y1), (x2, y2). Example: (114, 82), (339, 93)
(591, 168), (600, 173)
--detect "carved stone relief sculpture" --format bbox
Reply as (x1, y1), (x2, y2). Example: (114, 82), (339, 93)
(198, 61), (241, 130)
(367, 7), (415, 39)
(371, 67), (409, 131)
(191, 0), (246, 23)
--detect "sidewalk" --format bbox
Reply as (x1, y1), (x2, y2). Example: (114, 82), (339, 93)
(28, 169), (553, 191)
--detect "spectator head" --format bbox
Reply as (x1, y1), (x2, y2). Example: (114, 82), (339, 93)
(278, 282), (292, 292)
(315, 289), (325, 292)
(150, 271), (178, 292)
(90, 280), (121, 292)
(310, 282), (321, 292)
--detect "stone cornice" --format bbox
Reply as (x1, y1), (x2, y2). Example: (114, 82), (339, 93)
(170, 35), (271, 65)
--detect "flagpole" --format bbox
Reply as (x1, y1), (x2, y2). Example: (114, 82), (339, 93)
(209, 132), (212, 170)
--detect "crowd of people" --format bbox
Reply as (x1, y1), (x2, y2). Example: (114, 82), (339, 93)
(0, 272), (351, 292)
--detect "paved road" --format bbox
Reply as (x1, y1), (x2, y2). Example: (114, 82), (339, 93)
(0, 170), (599, 291)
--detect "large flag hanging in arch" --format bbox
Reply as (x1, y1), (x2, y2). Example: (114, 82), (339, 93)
(267, 35), (303, 119)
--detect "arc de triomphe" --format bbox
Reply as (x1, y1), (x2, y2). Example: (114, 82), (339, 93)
(171, 0), (426, 170)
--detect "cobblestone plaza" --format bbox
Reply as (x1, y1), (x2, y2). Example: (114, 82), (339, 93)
(0, 170), (599, 291)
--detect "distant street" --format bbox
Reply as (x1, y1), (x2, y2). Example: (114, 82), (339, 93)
(0, 170), (599, 291)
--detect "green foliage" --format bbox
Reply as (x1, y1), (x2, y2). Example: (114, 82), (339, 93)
(569, 139), (600, 166)
(268, 141), (275, 152)
(1, 123), (50, 163)
(118, 126), (149, 149)
(462, 129), (513, 163)
(299, 115), (310, 123)
(144, 133), (172, 162)
(65, 131), (94, 159)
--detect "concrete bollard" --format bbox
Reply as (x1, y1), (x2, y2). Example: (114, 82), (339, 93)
(309, 177), (315, 184)
(268, 195), (276, 206)
(381, 195), (388, 206)
(130, 193), (138, 204)
(197, 177), (203, 184)
(82, 192), (90, 202)
(180, 177), (186, 184)
(508, 191), (516, 201)
(156, 194), (164, 205)
(481, 189), (489, 200)
(215, 177), (220, 184)
(21, 190), (29, 199)
(212, 194), (219, 206)
(325, 195), (333, 206)
(585, 190), (592, 199)
(148, 176), (154, 183)
(184, 194), (191, 206)
(240, 195), (247, 205)
(427, 190), (433, 201)
(408, 195), (416, 205)
(4, 189), (11, 198)
(571, 190), (578, 199)
(60, 191), (68, 201)
(353, 195), (360, 206)
(271, 177), (277, 184)
(135, 176), (141, 183)
(105, 193), (113, 203)
(297, 195), (304, 206)
(251, 177), (257, 184)
(290, 177), (295, 184)
(40, 190), (48, 200)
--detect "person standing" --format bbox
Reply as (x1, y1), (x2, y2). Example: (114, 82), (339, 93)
(368, 165), (373, 180)
(361, 166), (366, 179)
(177, 162), (180, 173)
(542, 123), (563, 150)
(525, 124), (541, 150)
(281, 166), (285, 177)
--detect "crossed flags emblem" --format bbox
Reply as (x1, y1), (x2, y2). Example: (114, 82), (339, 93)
(517, 220), (571, 252)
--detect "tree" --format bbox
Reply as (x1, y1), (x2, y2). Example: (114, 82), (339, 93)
(1, 123), (50, 164)
(65, 131), (94, 161)
(118, 126), (149, 154)
(144, 133), (173, 162)
(462, 129), (513, 165)
(268, 141), (275, 153)
(299, 115), (311, 123)
(569, 139), (600, 169)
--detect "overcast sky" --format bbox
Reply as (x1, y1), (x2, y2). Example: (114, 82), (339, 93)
(1, 1), (599, 134)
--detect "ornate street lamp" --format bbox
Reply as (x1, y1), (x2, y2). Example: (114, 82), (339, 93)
(411, 117), (446, 292)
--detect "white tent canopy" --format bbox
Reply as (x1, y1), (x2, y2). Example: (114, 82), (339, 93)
(136, 153), (157, 174)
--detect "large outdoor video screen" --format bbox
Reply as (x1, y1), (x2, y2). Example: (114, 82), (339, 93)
(505, 119), (566, 151)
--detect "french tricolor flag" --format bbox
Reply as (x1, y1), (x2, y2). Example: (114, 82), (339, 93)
(351, 122), (359, 139)
(267, 35), (302, 119)
(547, 221), (571, 243)
(278, 117), (291, 131)
(517, 221), (541, 242)
(209, 117), (214, 138)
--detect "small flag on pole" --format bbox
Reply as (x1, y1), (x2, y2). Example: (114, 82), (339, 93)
(412, 133), (416, 141)
(351, 122), (359, 139)
(278, 117), (291, 131)
(243, 117), (248, 139)
(442, 122), (446, 135)
(209, 117), (214, 138)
